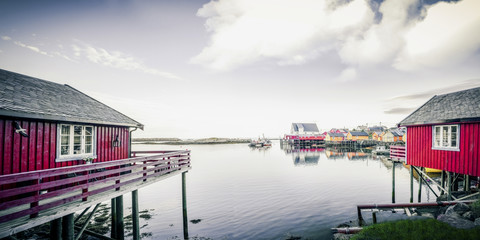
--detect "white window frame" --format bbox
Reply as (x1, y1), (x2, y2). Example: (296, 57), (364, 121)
(56, 124), (97, 162)
(432, 124), (460, 151)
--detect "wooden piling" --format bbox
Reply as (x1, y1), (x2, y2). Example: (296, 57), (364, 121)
(409, 166), (413, 203)
(392, 161), (396, 203)
(50, 218), (62, 240)
(182, 172), (189, 240)
(447, 172), (452, 201)
(115, 195), (125, 240)
(111, 199), (117, 239)
(440, 171), (445, 195)
(418, 167), (423, 202)
(465, 175), (470, 191)
(62, 213), (74, 240)
(372, 212), (377, 224)
(132, 190), (140, 240)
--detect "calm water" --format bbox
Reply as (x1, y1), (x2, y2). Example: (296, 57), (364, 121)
(122, 141), (436, 240)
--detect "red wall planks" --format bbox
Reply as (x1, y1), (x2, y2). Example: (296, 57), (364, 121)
(0, 118), (130, 176)
(406, 122), (480, 177)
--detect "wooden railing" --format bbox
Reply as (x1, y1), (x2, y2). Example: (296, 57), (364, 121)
(0, 150), (190, 238)
(390, 145), (406, 161)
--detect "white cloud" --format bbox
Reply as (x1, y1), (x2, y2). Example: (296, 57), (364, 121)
(193, 0), (480, 76)
(14, 41), (51, 56)
(1, 36), (12, 41)
(394, 0), (480, 70)
(338, 0), (417, 66)
(338, 67), (357, 82)
(72, 43), (181, 80)
(191, 0), (373, 71)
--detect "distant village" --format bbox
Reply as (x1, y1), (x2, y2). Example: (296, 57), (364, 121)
(285, 123), (406, 143)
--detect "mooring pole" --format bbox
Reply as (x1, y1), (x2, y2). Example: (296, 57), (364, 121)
(111, 198), (117, 239)
(447, 171), (452, 201)
(182, 172), (189, 240)
(409, 166), (413, 203)
(392, 161), (396, 203)
(417, 167), (423, 202)
(62, 213), (74, 240)
(132, 190), (140, 240)
(440, 171), (445, 195)
(465, 175), (470, 192)
(50, 218), (62, 240)
(115, 195), (125, 240)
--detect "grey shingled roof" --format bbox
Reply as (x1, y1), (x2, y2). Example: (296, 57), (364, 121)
(0, 69), (144, 129)
(399, 87), (480, 126)
(292, 123), (319, 132)
(349, 131), (369, 136)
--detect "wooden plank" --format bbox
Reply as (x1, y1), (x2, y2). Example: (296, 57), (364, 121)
(50, 123), (56, 169)
(36, 123), (43, 171)
(28, 122), (36, 172)
(43, 123), (50, 171)
(4, 120), (13, 175)
(20, 120), (29, 173)
(0, 119), (4, 175)
(12, 121), (21, 174)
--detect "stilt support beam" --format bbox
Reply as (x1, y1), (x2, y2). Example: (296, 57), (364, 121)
(392, 161), (396, 203)
(62, 213), (74, 240)
(132, 190), (140, 240)
(50, 218), (62, 240)
(182, 172), (189, 240)
(409, 166), (413, 203)
(115, 195), (125, 240)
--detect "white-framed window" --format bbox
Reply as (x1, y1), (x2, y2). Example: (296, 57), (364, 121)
(432, 125), (459, 151)
(57, 124), (96, 161)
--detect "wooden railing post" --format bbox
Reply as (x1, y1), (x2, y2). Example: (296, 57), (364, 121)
(30, 179), (40, 218)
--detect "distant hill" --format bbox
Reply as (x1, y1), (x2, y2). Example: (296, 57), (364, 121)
(132, 137), (250, 145)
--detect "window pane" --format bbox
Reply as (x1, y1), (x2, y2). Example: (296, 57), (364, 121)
(451, 126), (457, 147)
(74, 136), (81, 145)
(73, 145), (81, 154)
(61, 125), (70, 135)
(435, 126), (441, 147)
(85, 144), (92, 154)
(85, 127), (93, 136)
(61, 136), (69, 145)
(85, 136), (92, 145)
(74, 126), (82, 136)
(61, 146), (69, 155)
(442, 126), (449, 147)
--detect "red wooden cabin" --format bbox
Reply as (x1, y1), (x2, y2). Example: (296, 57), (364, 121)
(0, 68), (144, 175)
(399, 87), (480, 177)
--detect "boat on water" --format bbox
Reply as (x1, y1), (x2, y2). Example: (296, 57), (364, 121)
(372, 145), (390, 155)
(249, 138), (272, 147)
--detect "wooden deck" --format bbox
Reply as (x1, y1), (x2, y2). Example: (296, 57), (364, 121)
(0, 150), (191, 238)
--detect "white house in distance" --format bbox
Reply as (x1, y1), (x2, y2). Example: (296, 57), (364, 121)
(291, 123), (320, 135)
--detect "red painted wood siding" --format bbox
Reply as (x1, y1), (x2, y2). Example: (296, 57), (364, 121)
(0, 118), (130, 176)
(406, 122), (480, 176)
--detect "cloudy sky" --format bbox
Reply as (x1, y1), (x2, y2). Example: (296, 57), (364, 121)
(1, 0), (479, 139)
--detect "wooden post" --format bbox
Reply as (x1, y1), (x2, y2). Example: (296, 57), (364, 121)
(50, 218), (62, 240)
(447, 171), (452, 201)
(418, 167), (423, 202)
(182, 172), (189, 240)
(440, 171), (445, 195)
(62, 213), (74, 240)
(465, 175), (470, 192)
(372, 211), (377, 224)
(132, 190), (140, 240)
(392, 161), (396, 203)
(115, 195), (125, 240)
(111, 199), (117, 239)
(409, 166), (413, 203)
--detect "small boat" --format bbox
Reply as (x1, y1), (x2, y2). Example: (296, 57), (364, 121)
(372, 145), (390, 155)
